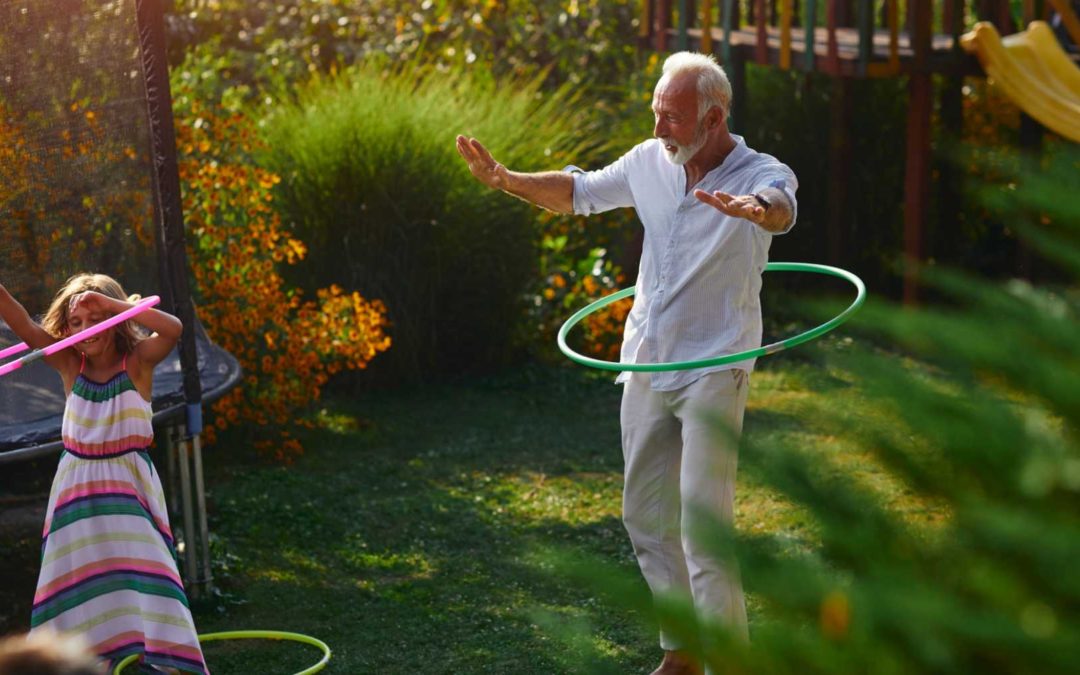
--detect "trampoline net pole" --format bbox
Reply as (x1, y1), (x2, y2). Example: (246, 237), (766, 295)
(192, 433), (213, 589)
(176, 428), (198, 595)
(165, 426), (180, 517)
(135, 0), (203, 410)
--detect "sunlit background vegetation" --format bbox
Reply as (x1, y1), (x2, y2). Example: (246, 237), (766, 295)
(1, 1), (1077, 672)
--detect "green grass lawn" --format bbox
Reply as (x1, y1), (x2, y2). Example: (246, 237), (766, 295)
(192, 364), (649, 674)
(0, 352), (943, 673)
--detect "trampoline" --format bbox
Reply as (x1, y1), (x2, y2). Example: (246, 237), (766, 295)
(0, 316), (241, 462)
(0, 0), (240, 592)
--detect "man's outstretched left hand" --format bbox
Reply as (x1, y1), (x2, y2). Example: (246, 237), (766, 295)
(694, 188), (791, 234)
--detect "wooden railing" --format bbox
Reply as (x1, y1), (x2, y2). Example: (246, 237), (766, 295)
(640, 0), (1059, 77)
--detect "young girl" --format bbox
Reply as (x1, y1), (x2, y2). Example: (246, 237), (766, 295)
(0, 273), (208, 675)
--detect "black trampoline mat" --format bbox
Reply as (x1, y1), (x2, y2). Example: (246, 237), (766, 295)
(0, 315), (241, 452)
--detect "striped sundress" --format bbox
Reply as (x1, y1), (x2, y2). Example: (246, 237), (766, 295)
(30, 356), (208, 674)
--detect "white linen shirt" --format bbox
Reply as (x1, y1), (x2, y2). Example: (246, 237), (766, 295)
(570, 135), (798, 391)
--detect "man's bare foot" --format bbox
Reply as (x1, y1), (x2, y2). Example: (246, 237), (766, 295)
(649, 649), (704, 675)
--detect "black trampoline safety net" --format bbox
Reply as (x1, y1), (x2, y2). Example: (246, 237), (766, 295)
(0, 0), (240, 456)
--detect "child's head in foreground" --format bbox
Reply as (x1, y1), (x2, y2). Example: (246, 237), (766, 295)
(0, 630), (104, 675)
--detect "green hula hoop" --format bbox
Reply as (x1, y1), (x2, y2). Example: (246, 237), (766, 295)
(557, 262), (866, 372)
(111, 630), (331, 675)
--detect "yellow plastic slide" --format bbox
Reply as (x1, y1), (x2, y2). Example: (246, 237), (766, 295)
(961, 21), (1080, 142)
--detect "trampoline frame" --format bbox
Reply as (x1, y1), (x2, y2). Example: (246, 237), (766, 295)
(0, 369), (241, 465)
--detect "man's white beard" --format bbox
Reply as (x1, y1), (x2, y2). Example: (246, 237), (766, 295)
(659, 122), (707, 166)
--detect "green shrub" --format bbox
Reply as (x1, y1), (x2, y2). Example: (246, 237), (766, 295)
(261, 60), (598, 381)
(165, 0), (642, 96)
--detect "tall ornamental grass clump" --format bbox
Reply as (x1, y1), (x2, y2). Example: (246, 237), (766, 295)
(262, 61), (596, 382)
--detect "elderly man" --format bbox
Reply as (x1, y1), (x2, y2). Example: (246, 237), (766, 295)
(456, 51), (797, 675)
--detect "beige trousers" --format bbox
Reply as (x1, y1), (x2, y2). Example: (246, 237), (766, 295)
(620, 368), (750, 649)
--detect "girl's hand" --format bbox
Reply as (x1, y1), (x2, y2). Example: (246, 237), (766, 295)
(69, 291), (124, 317)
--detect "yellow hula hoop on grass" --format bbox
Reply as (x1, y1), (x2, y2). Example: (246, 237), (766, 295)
(111, 630), (331, 675)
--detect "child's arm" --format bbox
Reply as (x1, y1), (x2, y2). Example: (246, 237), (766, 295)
(0, 282), (52, 349)
(0, 282), (79, 376)
(132, 306), (183, 367)
(69, 291), (183, 368)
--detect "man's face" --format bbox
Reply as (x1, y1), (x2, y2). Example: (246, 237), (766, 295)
(652, 73), (706, 166)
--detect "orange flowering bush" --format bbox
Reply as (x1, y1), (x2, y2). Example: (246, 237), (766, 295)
(527, 207), (638, 363)
(171, 87), (391, 461)
(539, 268), (632, 364)
(578, 284), (634, 364)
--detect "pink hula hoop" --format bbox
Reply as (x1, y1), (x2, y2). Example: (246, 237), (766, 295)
(0, 296), (161, 377)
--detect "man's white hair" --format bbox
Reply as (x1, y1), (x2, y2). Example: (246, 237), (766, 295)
(661, 51), (732, 122)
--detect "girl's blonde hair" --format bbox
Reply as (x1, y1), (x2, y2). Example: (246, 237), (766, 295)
(41, 273), (145, 355)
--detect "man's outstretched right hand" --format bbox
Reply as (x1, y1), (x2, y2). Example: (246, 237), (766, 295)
(456, 135), (509, 191)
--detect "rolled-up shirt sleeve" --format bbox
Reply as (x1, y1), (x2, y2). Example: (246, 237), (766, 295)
(754, 168), (799, 234)
(565, 146), (640, 216)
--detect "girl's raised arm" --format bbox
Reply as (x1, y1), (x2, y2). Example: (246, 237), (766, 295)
(131, 306), (183, 367)
(0, 282), (80, 376)
(1, 282), (57, 350)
